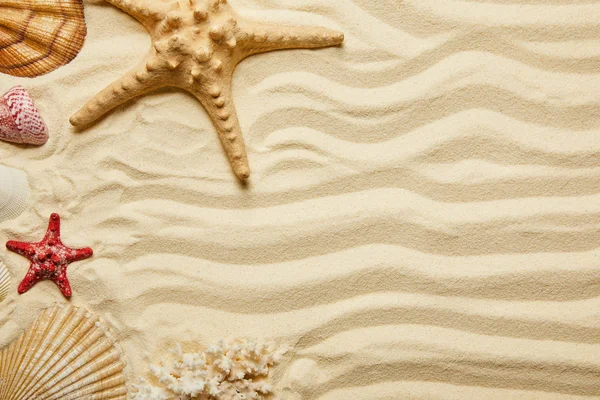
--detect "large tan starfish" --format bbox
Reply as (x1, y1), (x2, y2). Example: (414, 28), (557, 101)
(70, 0), (344, 180)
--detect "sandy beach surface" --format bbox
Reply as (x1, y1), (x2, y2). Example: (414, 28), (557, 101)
(1, 0), (600, 398)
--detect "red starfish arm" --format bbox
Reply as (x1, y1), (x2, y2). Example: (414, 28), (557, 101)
(6, 241), (38, 259)
(46, 213), (61, 236)
(17, 265), (41, 294)
(67, 247), (94, 263)
(54, 269), (72, 298)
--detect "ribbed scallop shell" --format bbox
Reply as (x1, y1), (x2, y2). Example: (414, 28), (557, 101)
(0, 304), (129, 400)
(0, 0), (87, 78)
(0, 260), (10, 302)
(0, 164), (29, 223)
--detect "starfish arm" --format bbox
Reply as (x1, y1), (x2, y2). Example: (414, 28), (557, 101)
(54, 269), (72, 298)
(236, 20), (344, 57)
(70, 58), (165, 128)
(190, 84), (250, 180)
(45, 213), (61, 238)
(17, 266), (40, 294)
(6, 241), (37, 259)
(104, 0), (167, 26)
(68, 247), (94, 263)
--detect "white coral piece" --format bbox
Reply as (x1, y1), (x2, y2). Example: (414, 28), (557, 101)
(133, 339), (288, 400)
(131, 378), (172, 400)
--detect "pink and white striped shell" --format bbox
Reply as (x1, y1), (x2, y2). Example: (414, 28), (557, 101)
(0, 86), (48, 145)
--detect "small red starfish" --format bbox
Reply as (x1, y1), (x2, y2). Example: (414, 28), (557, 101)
(5, 213), (93, 298)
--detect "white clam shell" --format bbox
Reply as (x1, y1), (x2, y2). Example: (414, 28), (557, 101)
(0, 165), (29, 223)
(0, 304), (129, 399)
(0, 260), (10, 302)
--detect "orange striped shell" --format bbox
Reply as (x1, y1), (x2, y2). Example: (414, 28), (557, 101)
(0, 0), (87, 78)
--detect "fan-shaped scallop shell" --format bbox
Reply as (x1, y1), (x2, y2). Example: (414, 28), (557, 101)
(0, 0), (87, 78)
(0, 260), (10, 302)
(0, 304), (129, 400)
(0, 164), (29, 223)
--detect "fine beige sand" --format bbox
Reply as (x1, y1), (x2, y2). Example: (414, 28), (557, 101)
(1, 0), (600, 398)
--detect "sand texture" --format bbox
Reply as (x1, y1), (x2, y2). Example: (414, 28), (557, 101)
(1, 0), (600, 398)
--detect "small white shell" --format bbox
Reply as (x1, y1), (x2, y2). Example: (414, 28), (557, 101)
(0, 260), (10, 302)
(0, 304), (129, 399)
(0, 164), (29, 222)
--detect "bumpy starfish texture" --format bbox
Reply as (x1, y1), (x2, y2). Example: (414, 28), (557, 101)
(5, 213), (93, 298)
(70, 0), (344, 180)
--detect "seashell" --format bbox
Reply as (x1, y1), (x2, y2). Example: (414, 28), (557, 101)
(0, 303), (129, 400)
(0, 86), (49, 145)
(0, 0), (87, 78)
(0, 164), (29, 223)
(0, 260), (10, 302)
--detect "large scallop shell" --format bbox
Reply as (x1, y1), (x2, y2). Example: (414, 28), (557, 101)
(0, 164), (29, 223)
(0, 0), (87, 78)
(0, 304), (129, 399)
(0, 260), (10, 302)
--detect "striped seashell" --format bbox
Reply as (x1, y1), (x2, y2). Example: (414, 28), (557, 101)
(0, 260), (10, 302)
(0, 164), (29, 223)
(0, 0), (87, 78)
(0, 304), (129, 400)
(0, 86), (49, 145)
